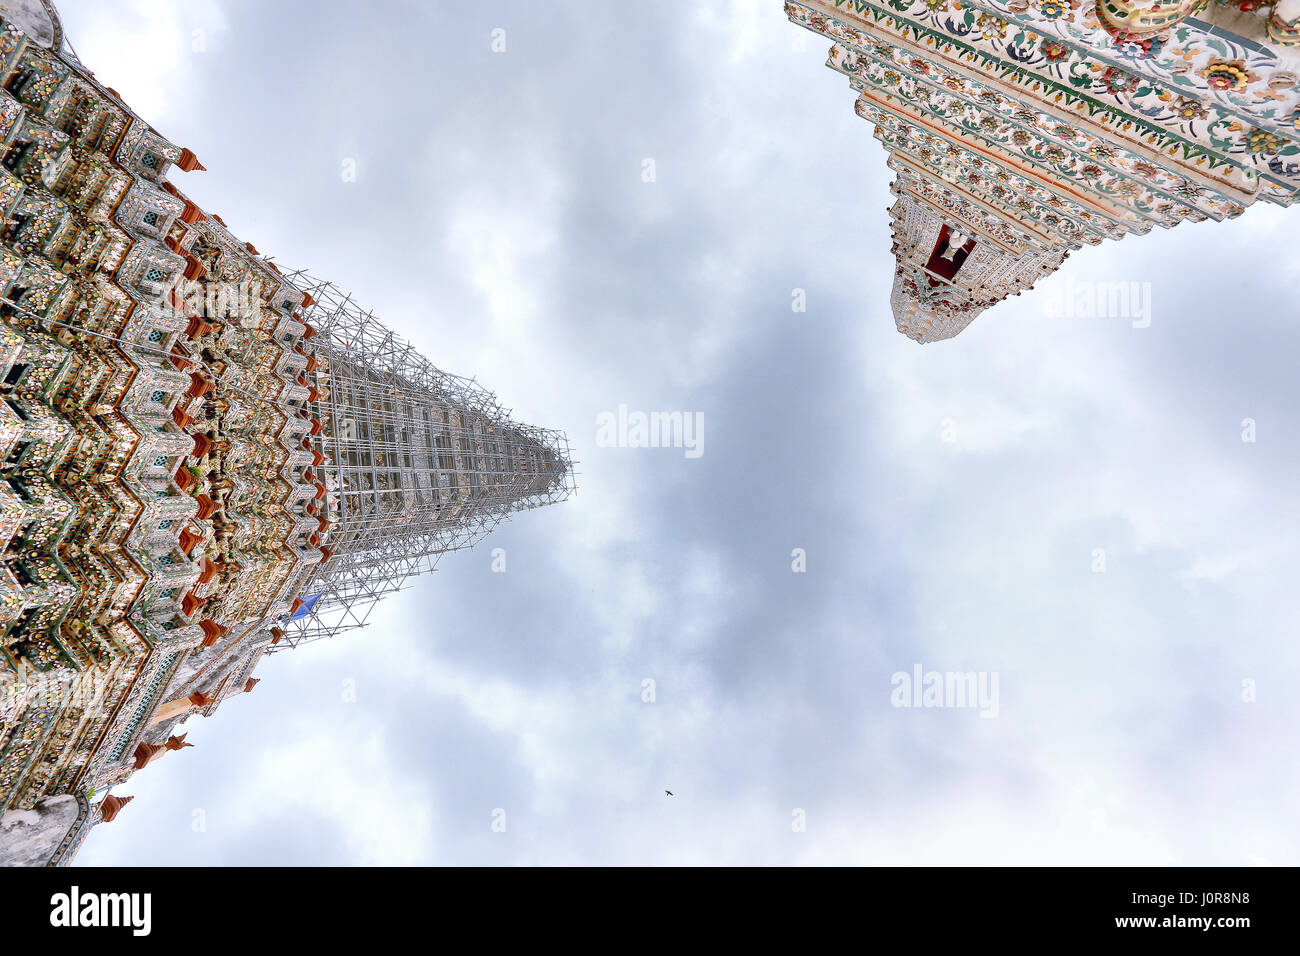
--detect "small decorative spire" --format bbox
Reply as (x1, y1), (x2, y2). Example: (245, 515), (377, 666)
(99, 794), (134, 822)
(131, 741), (165, 769)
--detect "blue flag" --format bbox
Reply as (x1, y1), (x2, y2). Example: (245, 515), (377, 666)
(290, 594), (323, 621)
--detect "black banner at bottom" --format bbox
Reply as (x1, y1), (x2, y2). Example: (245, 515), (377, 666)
(0, 865), (1282, 943)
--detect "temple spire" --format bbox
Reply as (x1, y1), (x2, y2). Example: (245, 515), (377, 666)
(99, 794), (134, 823)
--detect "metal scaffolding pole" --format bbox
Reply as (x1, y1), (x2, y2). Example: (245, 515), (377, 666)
(268, 270), (576, 650)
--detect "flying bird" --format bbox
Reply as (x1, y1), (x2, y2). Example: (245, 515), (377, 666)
(665, 790), (674, 796)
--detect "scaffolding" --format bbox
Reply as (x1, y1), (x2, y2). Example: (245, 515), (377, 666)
(269, 270), (576, 649)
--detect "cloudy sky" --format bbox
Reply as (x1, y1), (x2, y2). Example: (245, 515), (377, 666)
(61, 0), (1300, 865)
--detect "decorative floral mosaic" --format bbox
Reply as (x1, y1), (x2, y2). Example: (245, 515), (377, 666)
(864, 97), (1141, 242)
(789, 0), (1300, 192)
(832, 42), (1247, 220)
(975, 0), (1300, 145)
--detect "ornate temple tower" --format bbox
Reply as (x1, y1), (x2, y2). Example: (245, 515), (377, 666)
(0, 2), (573, 864)
(787, 0), (1300, 341)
